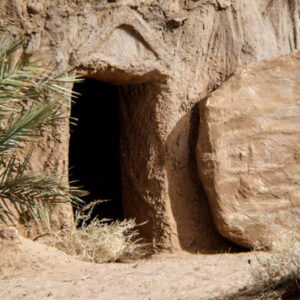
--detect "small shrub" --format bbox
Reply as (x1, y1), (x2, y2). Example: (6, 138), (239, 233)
(35, 201), (148, 263)
(251, 230), (300, 294)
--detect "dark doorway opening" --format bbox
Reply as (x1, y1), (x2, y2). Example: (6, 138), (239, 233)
(69, 79), (123, 221)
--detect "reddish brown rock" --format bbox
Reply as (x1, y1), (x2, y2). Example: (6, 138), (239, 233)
(197, 51), (300, 248)
(0, 227), (18, 240)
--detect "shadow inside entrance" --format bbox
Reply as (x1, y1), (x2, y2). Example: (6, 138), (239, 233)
(69, 79), (123, 221)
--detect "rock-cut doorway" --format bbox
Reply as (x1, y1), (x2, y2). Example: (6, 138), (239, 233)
(69, 78), (123, 221)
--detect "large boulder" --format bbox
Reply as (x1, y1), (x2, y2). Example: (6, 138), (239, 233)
(197, 51), (300, 248)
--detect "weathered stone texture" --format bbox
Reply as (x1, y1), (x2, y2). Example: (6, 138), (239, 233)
(0, 226), (18, 240)
(197, 51), (300, 248)
(0, 0), (299, 251)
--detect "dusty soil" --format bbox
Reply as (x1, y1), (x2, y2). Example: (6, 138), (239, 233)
(0, 237), (262, 300)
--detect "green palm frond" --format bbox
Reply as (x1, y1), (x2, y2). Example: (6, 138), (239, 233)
(0, 153), (85, 227)
(0, 101), (65, 154)
(0, 36), (81, 116)
(0, 34), (82, 151)
(0, 35), (85, 228)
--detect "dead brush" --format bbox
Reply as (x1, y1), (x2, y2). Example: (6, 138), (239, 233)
(251, 230), (300, 294)
(34, 200), (148, 263)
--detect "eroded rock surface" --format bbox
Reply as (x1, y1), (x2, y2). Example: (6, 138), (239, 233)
(197, 51), (300, 248)
(0, 0), (299, 251)
(0, 227), (18, 240)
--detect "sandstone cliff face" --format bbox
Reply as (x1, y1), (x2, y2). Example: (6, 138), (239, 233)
(0, 0), (299, 251)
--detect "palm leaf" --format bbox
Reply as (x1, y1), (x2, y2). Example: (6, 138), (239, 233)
(0, 102), (64, 154)
(0, 35), (85, 229)
(0, 152), (85, 227)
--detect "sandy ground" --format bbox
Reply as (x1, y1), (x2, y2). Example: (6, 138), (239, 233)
(0, 237), (261, 300)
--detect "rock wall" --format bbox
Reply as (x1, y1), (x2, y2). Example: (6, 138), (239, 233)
(1, 0), (299, 251)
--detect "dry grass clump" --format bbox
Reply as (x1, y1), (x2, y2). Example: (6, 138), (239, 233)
(250, 230), (300, 296)
(224, 231), (300, 299)
(35, 201), (148, 263)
